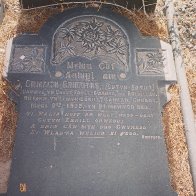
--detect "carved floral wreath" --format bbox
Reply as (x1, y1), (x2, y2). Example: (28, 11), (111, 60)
(52, 17), (128, 68)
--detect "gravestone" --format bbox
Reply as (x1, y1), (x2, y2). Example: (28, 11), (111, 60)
(5, 7), (177, 196)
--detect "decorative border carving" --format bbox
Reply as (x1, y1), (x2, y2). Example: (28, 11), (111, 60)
(10, 46), (46, 73)
(136, 49), (167, 76)
(51, 16), (129, 71)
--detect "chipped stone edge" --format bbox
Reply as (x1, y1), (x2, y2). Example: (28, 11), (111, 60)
(160, 40), (177, 82)
(164, 84), (172, 104)
(160, 40), (177, 103)
(3, 38), (13, 78)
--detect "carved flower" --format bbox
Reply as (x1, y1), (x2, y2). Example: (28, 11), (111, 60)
(76, 18), (106, 54)
(54, 42), (75, 63)
(107, 37), (126, 55)
(146, 51), (165, 68)
(58, 42), (75, 56)
(58, 27), (76, 42)
(105, 25), (121, 43)
(51, 16), (129, 69)
(137, 50), (165, 74)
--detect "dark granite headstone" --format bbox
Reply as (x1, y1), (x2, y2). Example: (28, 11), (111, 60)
(20, 0), (157, 13)
(5, 7), (177, 196)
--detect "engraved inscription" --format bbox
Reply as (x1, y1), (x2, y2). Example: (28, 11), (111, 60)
(21, 70), (160, 140)
(10, 46), (46, 73)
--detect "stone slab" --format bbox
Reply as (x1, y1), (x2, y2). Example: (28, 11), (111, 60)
(6, 7), (177, 196)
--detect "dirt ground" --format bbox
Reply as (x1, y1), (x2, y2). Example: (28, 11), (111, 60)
(0, 0), (195, 195)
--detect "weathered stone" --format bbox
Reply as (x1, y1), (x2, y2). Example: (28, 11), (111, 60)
(5, 7), (177, 196)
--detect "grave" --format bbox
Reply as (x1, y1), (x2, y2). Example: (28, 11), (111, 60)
(5, 7), (177, 196)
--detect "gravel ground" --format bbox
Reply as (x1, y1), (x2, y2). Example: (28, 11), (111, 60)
(174, 0), (196, 116)
(175, 0), (196, 122)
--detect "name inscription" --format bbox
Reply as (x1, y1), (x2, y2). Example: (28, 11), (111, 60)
(21, 60), (162, 142)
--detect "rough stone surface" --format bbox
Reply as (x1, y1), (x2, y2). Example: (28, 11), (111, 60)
(6, 7), (177, 196)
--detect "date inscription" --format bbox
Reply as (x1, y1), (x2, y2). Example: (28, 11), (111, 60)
(20, 60), (162, 142)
